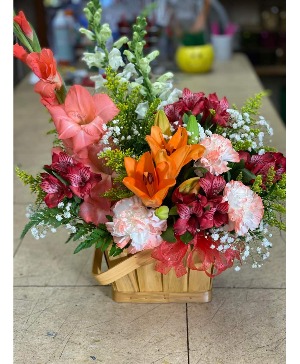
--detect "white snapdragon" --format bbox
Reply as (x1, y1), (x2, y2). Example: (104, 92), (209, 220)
(82, 49), (106, 69)
(90, 73), (107, 91)
(108, 48), (125, 71)
(135, 101), (149, 119)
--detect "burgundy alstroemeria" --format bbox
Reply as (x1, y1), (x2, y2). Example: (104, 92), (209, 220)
(173, 173), (229, 235)
(45, 148), (76, 176)
(40, 173), (72, 208)
(201, 93), (230, 127)
(66, 165), (102, 198)
(239, 151), (286, 187)
(164, 88), (205, 128)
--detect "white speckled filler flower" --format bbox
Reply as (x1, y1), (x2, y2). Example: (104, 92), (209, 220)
(105, 196), (167, 253)
(222, 181), (264, 236)
(194, 134), (240, 176)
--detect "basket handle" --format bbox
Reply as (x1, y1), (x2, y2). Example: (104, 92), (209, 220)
(92, 248), (155, 285)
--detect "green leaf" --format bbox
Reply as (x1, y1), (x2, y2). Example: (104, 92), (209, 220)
(180, 231), (194, 244)
(241, 168), (256, 183)
(161, 226), (176, 242)
(169, 206), (178, 216)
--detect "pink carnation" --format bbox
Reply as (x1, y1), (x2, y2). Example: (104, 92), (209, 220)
(194, 134), (240, 176)
(106, 196), (167, 253)
(222, 181), (264, 236)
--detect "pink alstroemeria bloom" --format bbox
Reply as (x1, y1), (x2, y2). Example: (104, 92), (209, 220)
(40, 173), (72, 208)
(13, 45), (62, 102)
(46, 85), (119, 155)
(195, 134), (240, 176)
(14, 10), (33, 40)
(222, 180), (264, 236)
(79, 174), (113, 226)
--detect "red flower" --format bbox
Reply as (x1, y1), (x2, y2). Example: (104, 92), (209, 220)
(151, 238), (189, 277)
(164, 88), (205, 128)
(66, 165), (102, 198)
(187, 233), (241, 277)
(239, 151), (286, 187)
(14, 11), (33, 40)
(201, 93), (230, 127)
(173, 173), (228, 235)
(45, 148), (76, 176)
(13, 45), (62, 102)
(40, 173), (72, 208)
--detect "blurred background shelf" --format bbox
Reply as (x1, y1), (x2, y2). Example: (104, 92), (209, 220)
(13, 0), (286, 123)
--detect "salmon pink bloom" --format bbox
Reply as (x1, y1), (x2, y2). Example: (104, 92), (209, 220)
(106, 196), (167, 253)
(79, 174), (113, 225)
(222, 180), (264, 235)
(40, 173), (72, 208)
(13, 45), (62, 101)
(14, 11), (33, 40)
(195, 134), (240, 176)
(46, 85), (119, 155)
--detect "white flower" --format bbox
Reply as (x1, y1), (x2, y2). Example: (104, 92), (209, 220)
(82, 50), (105, 69)
(117, 63), (138, 80)
(135, 101), (149, 119)
(90, 73), (107, 91)
(108, 48), (125, 71)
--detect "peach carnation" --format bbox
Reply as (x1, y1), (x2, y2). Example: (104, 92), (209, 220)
(222, 181), (264, 236)
(105, 196), (167, 253)
(194, 134), (240, 176)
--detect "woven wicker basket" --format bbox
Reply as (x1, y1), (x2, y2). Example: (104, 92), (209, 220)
(92, 247), (213, 303)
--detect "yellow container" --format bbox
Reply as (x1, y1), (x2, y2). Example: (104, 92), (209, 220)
(175, 44), (214, 73)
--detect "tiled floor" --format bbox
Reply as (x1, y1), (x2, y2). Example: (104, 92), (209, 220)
(13, 54), (286, 364)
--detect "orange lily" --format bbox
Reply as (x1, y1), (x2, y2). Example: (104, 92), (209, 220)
(123, 152), (176, 208)
(146, 126), (205, 178)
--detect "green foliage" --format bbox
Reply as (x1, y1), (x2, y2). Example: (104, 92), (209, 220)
(241, 91), (269, 120)
(15, 167), (46, 204)
(102, 186), (134, 201)
(99, 148), (132, 175)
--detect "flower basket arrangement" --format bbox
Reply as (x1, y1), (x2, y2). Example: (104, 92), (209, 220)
(14, 1), (286, 303)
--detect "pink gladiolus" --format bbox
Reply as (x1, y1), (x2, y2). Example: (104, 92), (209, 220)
(222, 180), (264, 235)
(46, 85), (119, 155)
(14, 11), (33, 40)
(13, 45), (62, 101)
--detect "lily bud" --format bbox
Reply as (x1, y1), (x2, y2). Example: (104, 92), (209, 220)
(155, 206), (169, 220)
(154, 110), (171, 136)
(178, 177), (200, 194)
